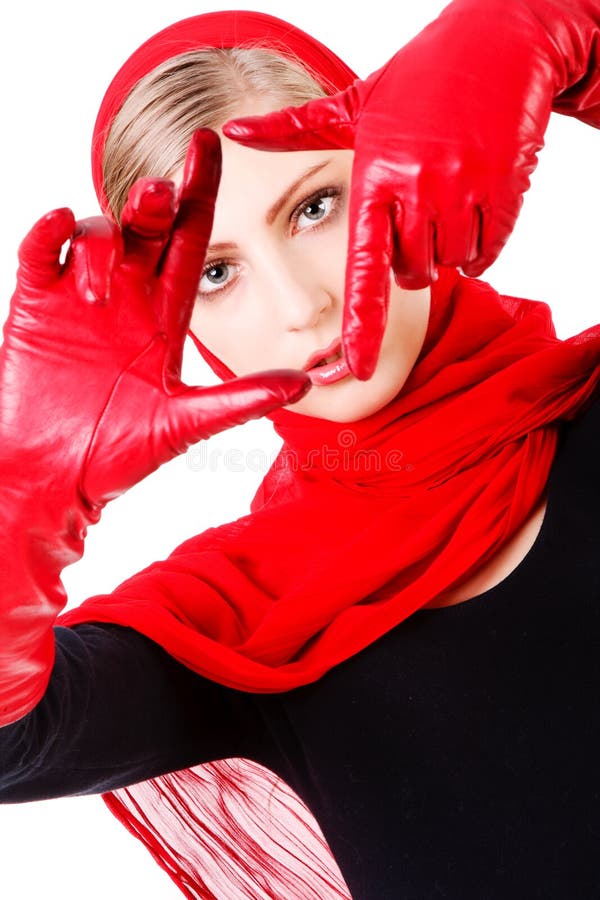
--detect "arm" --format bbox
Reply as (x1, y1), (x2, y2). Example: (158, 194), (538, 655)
(224, 0), (600, 377)
(0, 623), (265, 802)
(0, 129), (309, 728)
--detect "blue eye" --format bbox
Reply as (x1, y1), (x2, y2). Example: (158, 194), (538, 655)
(302, 197), (328, 221)
(198, 261), (239, 298)
(205, 263), (229, 285)
(292, 187), (341, 233)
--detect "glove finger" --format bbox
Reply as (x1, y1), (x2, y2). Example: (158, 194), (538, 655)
(460, 202), (514, 277)
(391, 202), (438, 291)
(223, 90), (358, 151)
(121, 177), (177, 276)
(169, 370), (311, 446)
(433, 205), (481, 269)
(160, 129), (221, 376)
(342, 185), (394, 381)
(17, 207), (75, 290)
(68, 216), (123, 304)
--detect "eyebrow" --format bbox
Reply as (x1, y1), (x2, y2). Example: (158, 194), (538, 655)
(206, 159), (333, 255)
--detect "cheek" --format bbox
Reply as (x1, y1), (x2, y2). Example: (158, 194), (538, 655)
(190, 297), (274, 376)
(296, 219), (349, 285)
(189, 304), (227, 354)
(380, 285), (431, 375)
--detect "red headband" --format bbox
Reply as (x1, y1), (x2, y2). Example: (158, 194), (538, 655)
(91, 10), (357, 215)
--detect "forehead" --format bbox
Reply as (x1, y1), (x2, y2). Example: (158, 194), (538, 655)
(212, 137), (353, 229)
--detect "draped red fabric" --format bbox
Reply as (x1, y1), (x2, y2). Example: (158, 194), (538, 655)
(60, 265), (600, 683)
(58, 10), (600, 899)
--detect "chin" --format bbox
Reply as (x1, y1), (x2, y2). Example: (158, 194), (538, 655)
(289, 370), (407, 422)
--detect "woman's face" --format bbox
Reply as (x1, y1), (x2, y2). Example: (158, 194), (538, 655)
(189, 126), (431, 423)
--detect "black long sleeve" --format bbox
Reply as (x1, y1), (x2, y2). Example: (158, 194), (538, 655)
(0, 622), (269, 802)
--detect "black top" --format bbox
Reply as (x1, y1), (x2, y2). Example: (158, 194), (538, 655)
(1, 385), (599, 900)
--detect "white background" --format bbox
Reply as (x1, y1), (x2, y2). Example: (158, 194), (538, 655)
(0, 1), (598, 897)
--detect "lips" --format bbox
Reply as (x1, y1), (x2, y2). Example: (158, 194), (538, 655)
(302, 337), (343, 372)
(302, 337), (351, 386)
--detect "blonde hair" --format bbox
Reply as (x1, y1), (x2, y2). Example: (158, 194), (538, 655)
(103, 47), (327, 221)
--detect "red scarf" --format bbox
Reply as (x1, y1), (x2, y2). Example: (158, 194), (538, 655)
(59, 11), (600, 900)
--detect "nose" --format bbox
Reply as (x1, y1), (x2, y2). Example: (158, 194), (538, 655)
(258, 250), (334, 332)
(284, 285), (332, 332)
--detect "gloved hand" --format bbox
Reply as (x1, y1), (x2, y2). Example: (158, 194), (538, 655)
(0, 128), (310, 726)
(224, 0), (600, 379)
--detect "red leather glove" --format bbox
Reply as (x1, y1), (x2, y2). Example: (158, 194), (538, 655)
(0, 128), (309, 726)
(224, 0), (600, 379)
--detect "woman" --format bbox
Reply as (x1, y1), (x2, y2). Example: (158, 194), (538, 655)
(1, 5), (600, 900)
